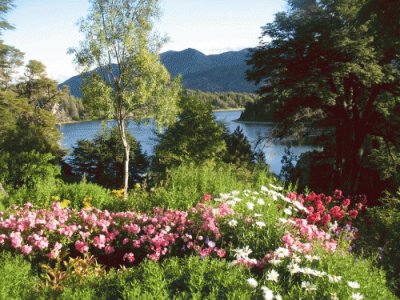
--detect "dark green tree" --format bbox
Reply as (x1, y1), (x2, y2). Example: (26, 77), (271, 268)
(247, 0), (400, 195)
(223, 126), (255, 166)
(153, 95), (226, 172)
(0, 91), (62, 191)
(70, 127), (148, 188)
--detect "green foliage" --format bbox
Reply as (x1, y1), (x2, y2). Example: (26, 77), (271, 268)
(56, 182), (113, 210)
(3, 181), (114, 211)
(0, 91), (62, 197)
(246, 0), (400, 196)
(0, 252), (37, 299)
(239, 99), (274, 122)
(141, 162), (273, 211)
(70, 126), (148, 188)
(0, 91), (62, 156)
(354, 191), (400, 295)
(186, 89), (259, 110)
(311, 249), (396, 300)
(153, 96), (226, 172)
(223, 126), (257, 166)
(70, 0), (181, 194)
(36, 256), (253, 299)
(3, 151), (59, 190)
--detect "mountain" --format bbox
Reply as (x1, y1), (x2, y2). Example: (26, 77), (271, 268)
(59, 48), (256, 97)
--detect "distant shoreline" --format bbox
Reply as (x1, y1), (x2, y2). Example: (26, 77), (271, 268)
(234, 119), (274, 125)
(57, 108), (246, 125)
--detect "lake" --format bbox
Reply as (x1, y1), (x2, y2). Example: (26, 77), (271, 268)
(58, 110), (315, 175)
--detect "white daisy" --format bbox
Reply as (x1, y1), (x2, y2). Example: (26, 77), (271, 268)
(284, 208), (292, 215)
(257, 198), (265, 205)
(247, 278), (258, 288)
(246, 202), (255, 210)
(261, 286), (274, 300)
(351, 292), (364, 300)
(228, 219), (238, 227)
(301, 281), (317, 291)
(256, 221), (266, 228)
(266, 269), (279, 282)
(328, 275), (342, 283)
(347, 281), (360, 289)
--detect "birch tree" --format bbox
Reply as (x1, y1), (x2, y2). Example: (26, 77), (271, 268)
(70, 0), (181, 197)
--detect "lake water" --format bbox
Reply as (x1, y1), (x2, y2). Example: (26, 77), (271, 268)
(58, 110), (315, 175)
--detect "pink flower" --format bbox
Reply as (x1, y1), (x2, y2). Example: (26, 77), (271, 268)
(218, 203), (233, 216)
(123, 252), (135, 263)
(10, 232), (23, 248)
(324, 240), (337, 252)
(0, 234), (6, 245)
(216, 248), (226, 258)
(105, 245), (115, 254)
(334, 189), (343, 198)
(93, 234), (106, 249)
(21, 245), (32, 255)
(282, 233), (295, 246)
(75, 240), (88, 254)
(125, 223), (141, 234)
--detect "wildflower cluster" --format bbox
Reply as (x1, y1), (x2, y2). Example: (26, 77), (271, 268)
(287, 189), (366, 227)
(0, 184), (370, 299)
(0, 201), (228, 266)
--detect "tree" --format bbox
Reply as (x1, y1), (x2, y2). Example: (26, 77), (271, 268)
(223, 126), (256, 166)
(0, 0), (24, 91)
(0, 91), (63, 191)
(247, 0), (400, 195)
(153, 95), (226, 172)
(16, 60), (62, 110)
(0, 44), (23, 90)
(70, 0), (181, 197)
(70, 127), (148, 188)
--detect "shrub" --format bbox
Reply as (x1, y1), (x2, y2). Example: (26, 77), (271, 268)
(56, 182), (113, 210)
(0, 252), (37, 299)
(354, 191), (400, 296)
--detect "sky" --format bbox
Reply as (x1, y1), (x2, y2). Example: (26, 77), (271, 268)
(2, 0), (286, 82)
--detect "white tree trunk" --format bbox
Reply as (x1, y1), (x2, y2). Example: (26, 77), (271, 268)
(118, 120), (130, 199)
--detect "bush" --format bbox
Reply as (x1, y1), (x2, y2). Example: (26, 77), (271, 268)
(36, 256), (253, 299)
(0, 252), (37, 299)
(56, 182), (114, 210)
(144, 162), (274, 211)
(4, 178), (60, 208)
(354, 191), (400, 296)
(152, 96), (226, 173)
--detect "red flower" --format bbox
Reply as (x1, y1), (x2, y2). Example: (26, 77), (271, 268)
(329, 206), (344, 220)
(348, 210), (358, 218)
(320, 214), (331, 225)
(307, 212), (321, 224)
(202, 194), (212, 203)
(334, 189), (343, 198)
(342, 198), (351, 207)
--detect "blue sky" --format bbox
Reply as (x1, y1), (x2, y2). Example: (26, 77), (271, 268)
(3, 0), (286, 82)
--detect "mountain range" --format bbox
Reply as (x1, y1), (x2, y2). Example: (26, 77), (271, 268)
(59, 48), (257, 97)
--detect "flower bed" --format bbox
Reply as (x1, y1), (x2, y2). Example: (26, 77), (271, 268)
(0, 185), (395, 299)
